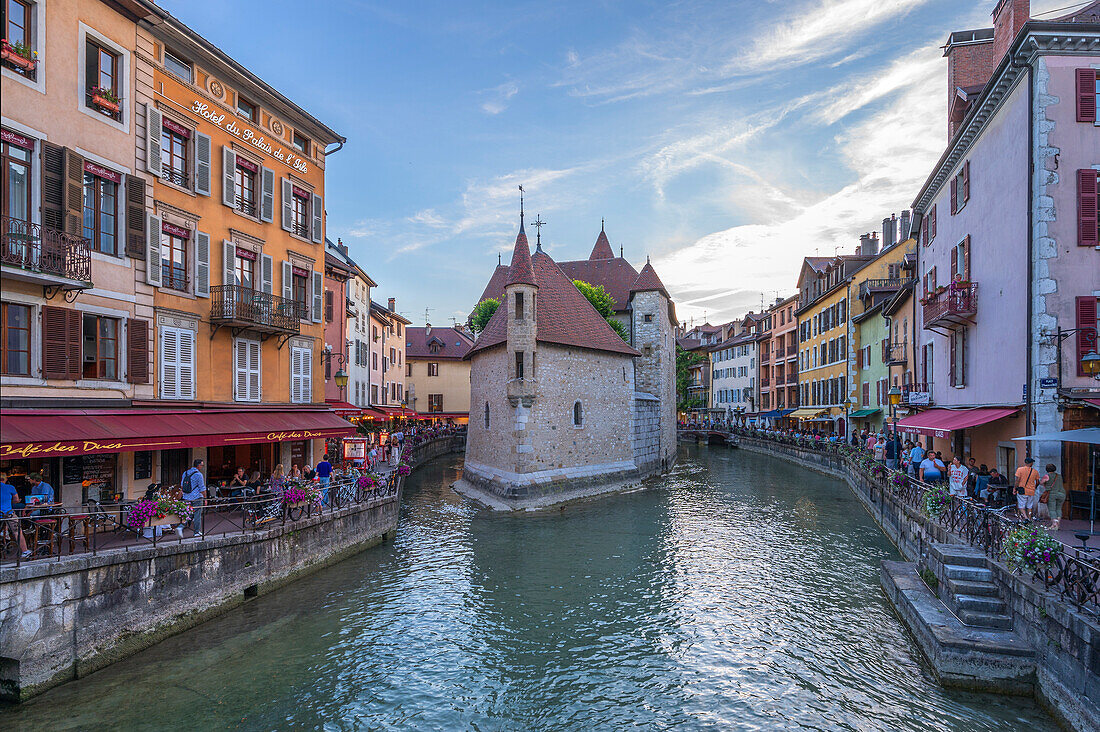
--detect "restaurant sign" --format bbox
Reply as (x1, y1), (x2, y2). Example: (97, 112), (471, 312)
(190, 101), (309, 174)
(2, 429), (347, 459)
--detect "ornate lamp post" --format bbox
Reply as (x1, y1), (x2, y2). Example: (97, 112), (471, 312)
(334, 368), (349, 399)
(888, 386), (902, 442)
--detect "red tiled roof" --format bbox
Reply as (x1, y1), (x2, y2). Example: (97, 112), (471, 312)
(477, 265), (509, 304)
(505, 225), (536, 286)
(469, 236), (639, 359)
(677, 337), (703, 350)
(555, 258), (639, 312)
(589, 227), (615, 259)
(629, 259), (668, 297)
(406, 327), (474, 360)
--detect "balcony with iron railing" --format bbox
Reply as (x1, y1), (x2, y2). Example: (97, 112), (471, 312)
(210, 285), (303, 335)
(786, 344), (797, 357)
(236, 196), (257, 217)
(293, 221), (311, 239)
(162, 167), (190, 189)
(1, 216), (92, 289)
(922, 284), (977, 330)
(882, 341), (908, 364)
(859, 277), (912, 300)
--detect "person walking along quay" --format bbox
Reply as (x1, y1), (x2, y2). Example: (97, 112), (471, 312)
(181, 460), (207, 535)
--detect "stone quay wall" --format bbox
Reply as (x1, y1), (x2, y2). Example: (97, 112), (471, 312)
(731, 435), (1100, 731)
(0, 434), (465, 703)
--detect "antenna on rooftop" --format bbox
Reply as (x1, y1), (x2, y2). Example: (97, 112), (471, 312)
(449, 316), (458, 328)
(423, 306), (433, 325)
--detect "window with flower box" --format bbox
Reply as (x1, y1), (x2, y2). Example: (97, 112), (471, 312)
(2, 0), (36, 80)
(85, 39), (121, 120)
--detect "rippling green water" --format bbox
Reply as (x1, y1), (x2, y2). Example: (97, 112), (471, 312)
(4, 444), (1055, 730)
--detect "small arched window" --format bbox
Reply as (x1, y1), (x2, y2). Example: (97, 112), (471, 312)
(484, 401), (490, 429)
(573, 400), (583, 427)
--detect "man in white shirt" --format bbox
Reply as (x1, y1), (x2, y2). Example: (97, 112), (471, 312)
(947, 456), (970, 499)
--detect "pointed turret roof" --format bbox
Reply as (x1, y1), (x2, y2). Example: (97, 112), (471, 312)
(505, 223), (536, 287)
(630, 258), (669, 297)
(589, 222), (615, 260)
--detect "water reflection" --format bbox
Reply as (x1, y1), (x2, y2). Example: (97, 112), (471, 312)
(2, 445), (1054, 730)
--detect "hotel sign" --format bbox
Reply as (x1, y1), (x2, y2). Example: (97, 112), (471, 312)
(190, 101), (310, 174)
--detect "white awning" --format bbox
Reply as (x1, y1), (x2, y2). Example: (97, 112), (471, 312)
(1012, 428), (1100, 445)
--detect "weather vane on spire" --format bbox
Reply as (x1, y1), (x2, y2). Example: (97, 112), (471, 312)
(533, 215), (545, 251)
(518, 185), (525, 226)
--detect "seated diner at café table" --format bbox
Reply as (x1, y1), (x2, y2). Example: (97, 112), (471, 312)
(1, 471), (31, 558)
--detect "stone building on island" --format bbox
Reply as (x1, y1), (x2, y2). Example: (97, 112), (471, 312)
(459, 217), (677, 508)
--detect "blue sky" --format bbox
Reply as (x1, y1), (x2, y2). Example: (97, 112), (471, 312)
(163, 0), (1073, 327)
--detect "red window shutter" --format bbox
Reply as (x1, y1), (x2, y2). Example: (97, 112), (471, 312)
(1079, 169), (1099, 247)
(950, 176), (958, 215)
(857, 348), (863, 368)
(963, 235), (971, 280)
(42, 305), (79, 380)
(921, 215), (928, 247)
(862, 381), (869, 406)
(127, 318), (150, 384)
(951, 244), (958, 276)
(930, 204), (937, 241)
(1077, 68), (1097, 123)
(962, 161), (970, 204)
(1077, 296), (1098, 377)
(324, 290), (334, 322)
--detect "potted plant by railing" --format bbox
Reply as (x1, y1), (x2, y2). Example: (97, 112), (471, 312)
(126, 495), (193, 538)
(1003, 524), (1061, 574)
(1, 38), (37, 70)
(282, 484), (322, 509)
(396, 463), (411, 477)
(922, 484), (951, 518)
(89, 85), (120, 113)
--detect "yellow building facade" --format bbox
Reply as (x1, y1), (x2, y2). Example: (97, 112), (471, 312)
(405, 325), (474, 422)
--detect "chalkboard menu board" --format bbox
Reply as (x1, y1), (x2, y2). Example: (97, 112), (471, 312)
(81, 454), (116, 503)
(134, 451), (152, 481)
(291, 440), (306, 467)
(63, 457), (84, 485)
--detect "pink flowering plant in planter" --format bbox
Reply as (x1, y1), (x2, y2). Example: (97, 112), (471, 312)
(890, 473), (908, 490)
(396, 464), (411, 477)
(126, 496), (193, 529)
(923, 484), (951, 519)
(1003, 525), (1061, 574)
(282, 484), (322, 506)
(356, 473), (378, 490)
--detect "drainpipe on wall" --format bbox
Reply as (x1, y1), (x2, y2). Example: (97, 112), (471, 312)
(1023, 59), (1035, 458)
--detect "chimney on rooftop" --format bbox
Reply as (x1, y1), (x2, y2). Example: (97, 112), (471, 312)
(900, 210), (912, 241)
(882, 214), (898, 250)
(425, 323), (432, 337)
(388, 297), (396, 312)
(992, 0), (1029, 64)
(338, 238), (348, 255)
(859, 232), (879, 257)
(943, 27), (996, 140)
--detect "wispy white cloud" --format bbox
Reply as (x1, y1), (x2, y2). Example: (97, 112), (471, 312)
(479, 80), (519, 114)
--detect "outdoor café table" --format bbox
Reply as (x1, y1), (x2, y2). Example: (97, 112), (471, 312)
(14, 503), (65, 556)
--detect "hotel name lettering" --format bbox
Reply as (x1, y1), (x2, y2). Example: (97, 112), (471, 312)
(190, 101), (310, 174)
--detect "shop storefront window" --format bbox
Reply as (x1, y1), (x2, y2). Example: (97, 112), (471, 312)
(82, 168), (118, 255)
(81, 313), (118, 380)
(1, 301), (31, 375)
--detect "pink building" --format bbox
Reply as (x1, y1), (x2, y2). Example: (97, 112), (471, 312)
(323, 242), (353, 404)
(903, 1), (1099, 491)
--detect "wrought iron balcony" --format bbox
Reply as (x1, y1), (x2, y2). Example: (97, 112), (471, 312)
(210, 285), (302, 335)
(235, 196), (256, 217)
(786, 344), (797, 356)
(859, 277), (912, 300)
(293, 221), (311, 239)
(162, 167), (190, 188)
(1, 216), (92, 292)
(883, 341), (908, 364)
(922, 284), (977, 330)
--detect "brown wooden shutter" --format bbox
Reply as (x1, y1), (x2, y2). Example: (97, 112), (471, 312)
(41, 142), (65, 232)
(63, 147), (85, 236)
(1077, 296), (1098, 377)
(950, 176), (958, 215)
(930, 204), (937, 241)
(949, 332), (956, 387)
(127, 318), (150, 383)
(950, 244), (958, 276)
(921, 214), (928, 247)
(1077, 68), (1097, 123)
(125, 176), (147, 259)
(324, 290), (334, 322)
(42, 305), (80, 380)
(962, 235), (971, 280)
(1079, 169), (1098, 247)
(962, 161), (970, 204)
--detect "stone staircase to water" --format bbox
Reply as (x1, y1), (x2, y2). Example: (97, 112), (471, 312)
(880, 542), (1036, 694)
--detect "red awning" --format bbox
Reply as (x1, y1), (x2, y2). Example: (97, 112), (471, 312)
(1, 407), (356, 459)
(370, 406), (416, 418)
(896, 407), (1018, 438)
(1085, 399), (1100, 410)
(324, 399), (363, 418)
(417, 412), (468, 419)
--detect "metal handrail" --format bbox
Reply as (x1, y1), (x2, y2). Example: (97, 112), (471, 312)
(210, 284), (303, 333)
(1, 215), (92, 282)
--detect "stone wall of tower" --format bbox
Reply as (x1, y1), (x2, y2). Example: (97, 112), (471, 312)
(631, 290), (677, 468)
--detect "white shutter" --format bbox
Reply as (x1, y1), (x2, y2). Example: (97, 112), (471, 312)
(178, 329), (195, 399)
(260, 167), (275, 223)
(223, 240), (236, 287)
(160, 327), (178, 399)
(248, 340), (261, 401)
(282, 260), (293, 301)
(291, 346), (309, 403)
(280, 178), (293, 231)
(234, 340), (247, 401)
(146, 213), (162, 286)
(261, 254), (273, 294)
(195, 231), (210, 297)
(311, 270), (323, 323)
(311, 193), (323, 243)
(301, 347), (312, 403)
(290, 347), (301, 403)
(194, 132), (212, 196)
(145, 104), (163, 175)
(222, 146), (237, 207)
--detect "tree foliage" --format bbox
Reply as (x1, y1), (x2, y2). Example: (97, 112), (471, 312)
(573, 280), (628, 342)
(469, 298), (500, 334)
(676, 345), (705, 412)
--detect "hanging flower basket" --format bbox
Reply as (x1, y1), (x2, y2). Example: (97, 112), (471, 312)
(1, 39), (37, 70)
(282, 485), (322, 507)
(90, 86), (120, 113)
(1003, 525), (1061, 574)
(923, 485), (951, 518)
(396, 464), (411, 477)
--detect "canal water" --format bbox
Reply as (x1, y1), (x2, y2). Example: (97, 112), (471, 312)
(4, 444), (1055, 730)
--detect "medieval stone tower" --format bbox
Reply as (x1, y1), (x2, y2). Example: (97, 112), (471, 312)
(628, 260), (677, 471)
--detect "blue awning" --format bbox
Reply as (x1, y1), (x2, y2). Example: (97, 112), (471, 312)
(759, 409), (796, 418)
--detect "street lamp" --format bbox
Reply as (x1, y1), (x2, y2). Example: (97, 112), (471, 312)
(1083, 350), (1100, 376)
(334, 368), (349, 395)
(888, 386), (901, 440)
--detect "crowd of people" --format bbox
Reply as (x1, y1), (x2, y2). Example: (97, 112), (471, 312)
(681, 420), (1068, 531)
